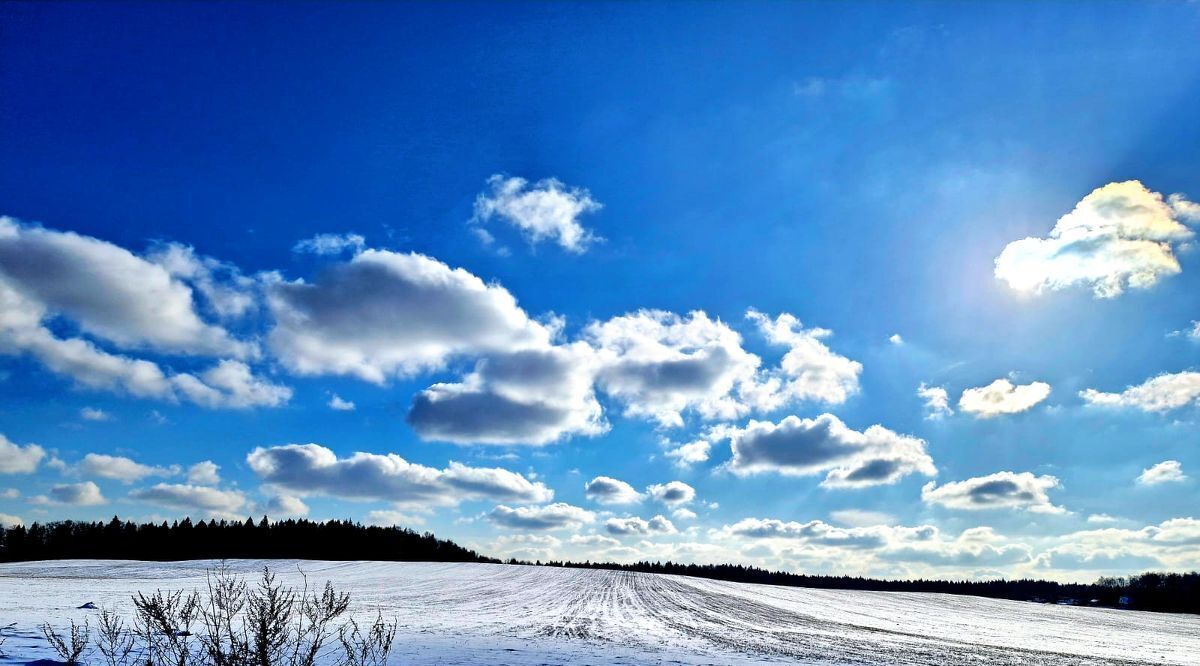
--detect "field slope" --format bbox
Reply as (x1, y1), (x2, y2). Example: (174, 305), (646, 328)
(1, 560), (1196, 665)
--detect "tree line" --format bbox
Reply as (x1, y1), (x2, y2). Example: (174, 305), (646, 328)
(520, 559), (1200, 614)
(0, 517), (498, 564)
(1, 517), (1196, 614)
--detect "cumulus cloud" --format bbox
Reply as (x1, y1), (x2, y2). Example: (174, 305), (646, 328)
(78, 453), (178, 484)
(1046, 517), (1200, 571)
(0, 217), (253, 357)
(663, 438), (713, 467)
(265, 494), (309, 517)
(586, 310), (768, 427)
(186, 461), (221, 486)
(0, 273), (289, 408)
(724, 413), (935, 488)
(129, 483), (247, 518)
(584, 476), (644, 505)
(328, 394), (355, 411)
(921, 471), (1066, 514)
(174, 360), (293, 409)
(994, 181), (1198, 298)
(407, 343), (606, 445)
(917, 383), (952, 420)
(1137, 460), (1187, 486)
(958, 378), (1050, 418)
(645, 481), (695, 506)
(888, 334), (904, 346)
(671, 507), (697, 521)
(146, 242), (259, 320)
(35, 481), (106, 506)
(719, 518), (924, 549)
(472, 175), (602, 253)
(745, 310), (863, 410)
(1080, 371), (1200, 412)
(605, 514), (677, 536)
(292, 233), (366, 256)
(267, 249), (551, 383)
(0, 434), (45, 474)
(569, 533), (620, 548)
(487, 503), (595, 531)
(246, 443), (552, 509)
(0, 512), (22, 526)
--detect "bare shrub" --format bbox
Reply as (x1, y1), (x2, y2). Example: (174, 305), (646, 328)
(336, 614), (396, 666)
(30, 565), (396, 666)
(97, 608), (137, 666)
(41, 619), (90, 665)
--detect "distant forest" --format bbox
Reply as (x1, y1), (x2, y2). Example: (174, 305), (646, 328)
(2, 517), (1196, 615)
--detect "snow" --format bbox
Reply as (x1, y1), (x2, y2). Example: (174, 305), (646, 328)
(1, 559), (1196, 665)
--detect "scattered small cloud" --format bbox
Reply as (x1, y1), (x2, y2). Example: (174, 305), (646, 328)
(917, 383), (952, 420)
(1136, 460), (1187, 486)
(292, 233), (366, 256)
(328, 394), (356, 411)
(472, 175), (602, 253)
(80, 407), (112, 421)
(958, 378), (1050, 418)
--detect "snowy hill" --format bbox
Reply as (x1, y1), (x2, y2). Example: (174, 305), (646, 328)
(1, 559), (1196, 665)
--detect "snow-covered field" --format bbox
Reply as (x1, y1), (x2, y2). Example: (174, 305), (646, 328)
(1, 560), (1197, 665)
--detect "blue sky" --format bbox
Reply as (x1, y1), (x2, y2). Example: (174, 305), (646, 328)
(1, 1), (1199, 581)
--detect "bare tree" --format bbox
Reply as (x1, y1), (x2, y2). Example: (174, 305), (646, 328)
(133, 588), (201, 666)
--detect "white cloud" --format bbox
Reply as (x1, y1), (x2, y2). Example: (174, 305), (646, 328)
(1080, 371), (1200, 412)
(605, 514), (677, 536)
(671, 507), (697, 521)
(0, 512), (22, 526)
(0, 274), (288, 408)
(292, 233), (366, 256)
(663, 438), (713, 467)
(0, 217), (253, 357)
(487, 503), (595, 531)
(146, 242), (258, 320)
(569, 533), (620, 548)
(1137, 460), (1187, 486)
(186, 461), (220, 486)
(0, 489), (18, 499)
(246, 443), (552, 509)
(724, 413), (936, 488)
(80, 407), (112, 421)
(586, 310), (760, 427)
(472, 175), (602, 253)
(34, 481), (106, 506)
(78, 453), (177, 484)
(267, 249), (552, 383)
(830, 509), (895, 527)
(129, 483), (247, 518)
(994, 181), (1198, 298)
(366, 509), (425, 527)
(407, 343), (606, 445)
(888, 334), (904, 346)
(645, 481), (695, 506)
(917, 383), (952, 420)
(584, 476), (644, 505)
(171, 360), (293, 409)
(921, 471), (1066, 514)
(958, 378), (1050, 418)
(328, 394), (356, 411)
(0, 434), (45, 474)
(265, 494), (309, 517)
(745, 310), (863, 410)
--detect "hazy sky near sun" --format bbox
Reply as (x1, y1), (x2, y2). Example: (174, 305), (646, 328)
(1, 1), (1199, 581)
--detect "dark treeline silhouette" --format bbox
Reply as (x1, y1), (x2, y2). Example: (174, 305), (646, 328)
(0, 516), (497, 564)
(2, 517), (1196, 615)
(518, 559), (1200, 614)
